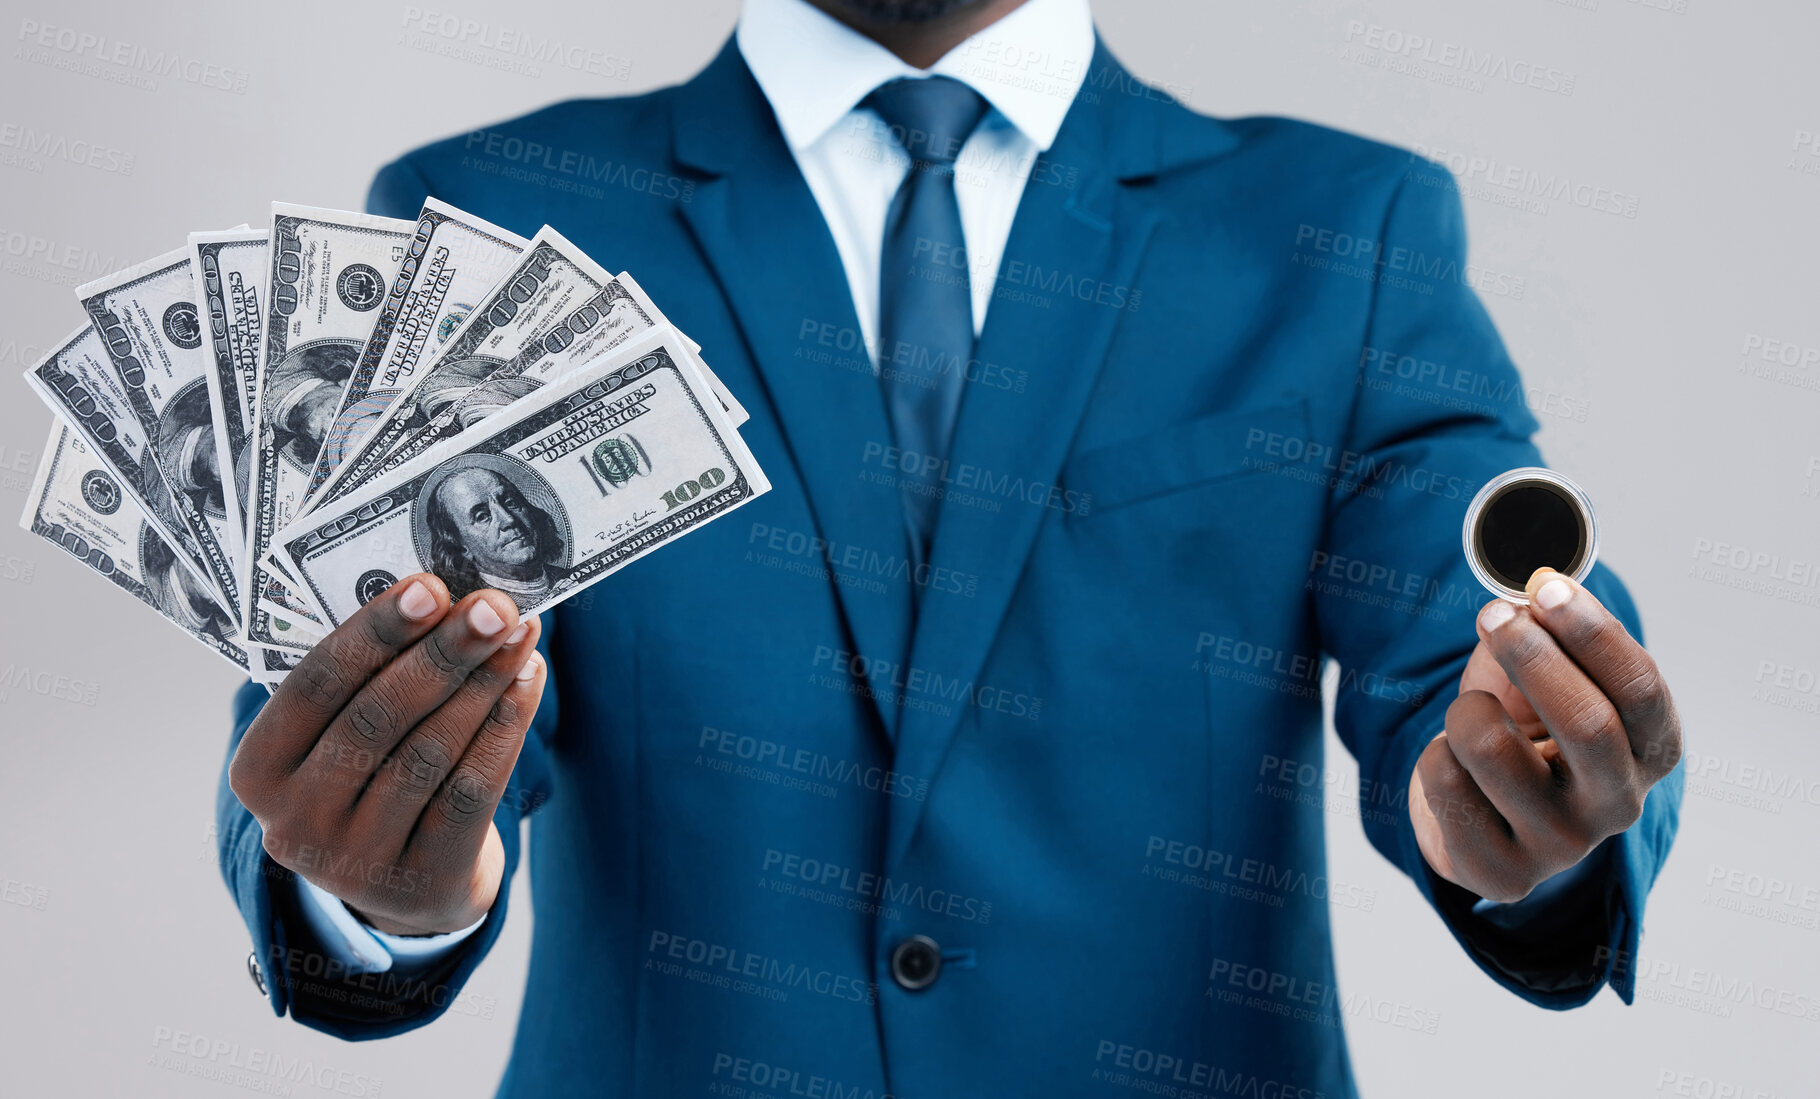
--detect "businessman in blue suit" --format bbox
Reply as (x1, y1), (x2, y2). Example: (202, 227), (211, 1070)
(218, 0), (1685, 1094)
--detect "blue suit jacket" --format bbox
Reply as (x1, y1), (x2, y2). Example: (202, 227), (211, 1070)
(218, 38), (1682, 1098)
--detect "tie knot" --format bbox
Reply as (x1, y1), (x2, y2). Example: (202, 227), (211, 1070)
(863, 76), (989, 167)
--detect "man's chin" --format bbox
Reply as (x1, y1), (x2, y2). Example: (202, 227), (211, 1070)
(487, 547), (538, 572)
(834, 0), (984, 24)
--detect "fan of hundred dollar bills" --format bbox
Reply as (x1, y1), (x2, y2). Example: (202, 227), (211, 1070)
(17, 201), (769, 687)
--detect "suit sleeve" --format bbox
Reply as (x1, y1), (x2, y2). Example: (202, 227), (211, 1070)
(366, 155), (435, 219)
(1315, 160), (1683, 1008)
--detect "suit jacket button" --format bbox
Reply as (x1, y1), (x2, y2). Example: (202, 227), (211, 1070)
(890, 935), (941, 992)
(247, 951), (266, 996)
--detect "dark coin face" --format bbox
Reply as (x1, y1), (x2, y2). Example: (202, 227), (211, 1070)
(1472, 480), (1588, 590)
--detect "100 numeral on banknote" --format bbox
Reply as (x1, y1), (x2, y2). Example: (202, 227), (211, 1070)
(240, 204), (413, 649)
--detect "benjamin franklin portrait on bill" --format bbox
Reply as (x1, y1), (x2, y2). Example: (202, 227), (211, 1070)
(414, 455), (571, 606)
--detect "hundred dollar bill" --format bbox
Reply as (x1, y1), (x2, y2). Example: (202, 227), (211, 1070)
(78, 244), (244, 616)
(241, 204), (414, 649)
(333, 270), (686, 494)
(23, 324), (219, 598)
(306, 226), (607, 510)
(247, 636), (311, 687)
(248, 609), (321, 655)
(239, 604), (317, 665)
(302, 199), (529, 498)
(308, 229), (745, 512)
(190, 227), (269, 568)
(592, 282), (745, 428)
(251, 650), (298, 686)
(277, 327), (769, 628)
(256, 586), (324, 634)
(20, 421), (247, 671)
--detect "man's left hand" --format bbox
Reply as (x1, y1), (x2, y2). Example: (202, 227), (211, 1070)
(1409, 568), (1683, 903)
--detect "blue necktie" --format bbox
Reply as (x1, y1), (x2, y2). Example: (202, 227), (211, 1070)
(864, 76), (990, 570)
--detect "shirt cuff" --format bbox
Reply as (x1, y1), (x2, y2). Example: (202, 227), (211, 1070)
(292, 876), (485, 975)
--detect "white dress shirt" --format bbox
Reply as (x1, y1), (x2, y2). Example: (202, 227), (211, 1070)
(291, 0), (1095, 972)
(739, 0), (1093, 356)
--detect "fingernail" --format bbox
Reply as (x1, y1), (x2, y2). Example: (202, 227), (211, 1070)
(1536, 578), (1573, 610)
(1480, 601), (1517, 632)
(469, 600), (507, 637)
(505, 620), (530, 647)
(516, 651), (543, 682)
(398, 580), (437, 620)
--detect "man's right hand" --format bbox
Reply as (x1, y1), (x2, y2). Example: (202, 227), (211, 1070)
(229, 573), (545, 936)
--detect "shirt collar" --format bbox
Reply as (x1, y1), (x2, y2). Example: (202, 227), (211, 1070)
(737, 0), (1095, 154)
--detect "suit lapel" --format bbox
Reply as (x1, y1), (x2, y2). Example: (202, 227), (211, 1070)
(664, 40), (1242, 808)
(672, 43), (914, 739)
(882, 43), (1236, 872)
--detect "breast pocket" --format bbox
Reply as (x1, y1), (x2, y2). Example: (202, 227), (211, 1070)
(1064, 398), (1311, 516)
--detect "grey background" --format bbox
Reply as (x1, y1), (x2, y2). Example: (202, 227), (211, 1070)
(1, 0), (1816, 1095)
